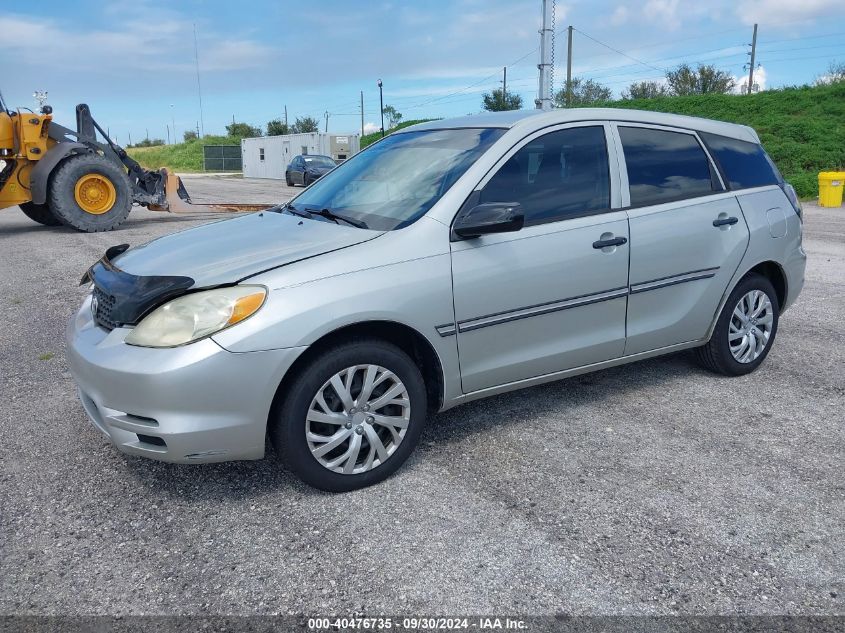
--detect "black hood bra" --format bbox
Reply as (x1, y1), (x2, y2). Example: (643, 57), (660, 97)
(81, 244), (195, 328)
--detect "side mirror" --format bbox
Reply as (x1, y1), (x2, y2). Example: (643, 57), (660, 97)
(453, 202), (524, 239)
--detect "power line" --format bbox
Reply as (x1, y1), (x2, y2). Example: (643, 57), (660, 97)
(573, 28), (668, 73)
(401, 46), (540, 111)
(758, 30), (845, 45)
(578, 47), (748, 79)
(758, 42), (845, 54)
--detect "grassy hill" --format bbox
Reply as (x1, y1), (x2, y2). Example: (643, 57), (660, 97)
(126, 135), (243, 173)
(594, 82), (845, 198)
(360, 119), (437, 148)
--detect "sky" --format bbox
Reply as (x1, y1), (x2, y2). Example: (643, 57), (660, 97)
(1, 0), (843, 145)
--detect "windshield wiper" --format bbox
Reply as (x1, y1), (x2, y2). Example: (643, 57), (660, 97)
(281, 202), (311, 219)
(311, 208), (368, 229)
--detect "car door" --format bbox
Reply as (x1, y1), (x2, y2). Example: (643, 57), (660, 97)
(613, 124), (750, 355)
(293, 157), (305, 184)
(450, 123), (630, 394)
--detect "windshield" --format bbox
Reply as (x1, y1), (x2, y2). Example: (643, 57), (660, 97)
(302, 155), (336, 168)
(289, 127), (504, 230)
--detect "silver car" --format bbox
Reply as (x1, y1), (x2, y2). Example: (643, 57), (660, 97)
(66, 109), (806, 491)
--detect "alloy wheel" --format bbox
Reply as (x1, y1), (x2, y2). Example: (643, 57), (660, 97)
(729, 289), (774, 363)
(306, 364), (411, 474)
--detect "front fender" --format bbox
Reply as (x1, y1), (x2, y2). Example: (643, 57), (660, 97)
(30, 142), (88, 204)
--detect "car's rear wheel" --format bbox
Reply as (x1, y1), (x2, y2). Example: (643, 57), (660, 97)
(695, 273), (779, 376)
(285, 172), (292, 186)
(270, 339), (427, 491)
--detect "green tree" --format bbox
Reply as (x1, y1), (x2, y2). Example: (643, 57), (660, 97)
(816, 60), (845, 85)
(291, 116), (320, 133)
(266, 119), (290, 135)
(622, 80), (669, 100)
(665, 63), (735, 95)
(382, 105), (403, 128)
(553, 78), (613, 107)
(225, 121), (262, 138)
(183, 130), (198, 141)
(482, 88), (523, 111)
(129, 138), (165, 148)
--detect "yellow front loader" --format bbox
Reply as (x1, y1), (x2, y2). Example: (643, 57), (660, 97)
(0, 91), (256, 232)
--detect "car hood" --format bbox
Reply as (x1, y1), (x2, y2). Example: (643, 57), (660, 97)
(112, 211), (383, 287)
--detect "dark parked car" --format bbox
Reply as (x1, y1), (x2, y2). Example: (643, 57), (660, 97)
(285, 154), (336, 186)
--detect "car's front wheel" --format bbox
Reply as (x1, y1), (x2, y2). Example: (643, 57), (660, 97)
(695, 273), (780, 376)
(270, 339), (427, 491)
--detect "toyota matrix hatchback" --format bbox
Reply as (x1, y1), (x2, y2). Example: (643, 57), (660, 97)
(67, 109), (806, 491)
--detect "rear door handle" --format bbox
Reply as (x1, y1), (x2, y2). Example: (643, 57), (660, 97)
(593, 236), (628, 249)
(713, 216), (739, 227)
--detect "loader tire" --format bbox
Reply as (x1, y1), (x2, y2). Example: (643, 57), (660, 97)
(48, 154), (132, 232)
(19, 201), (62, 227)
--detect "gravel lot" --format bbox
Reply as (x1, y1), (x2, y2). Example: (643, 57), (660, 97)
(1, 175), (842, 617)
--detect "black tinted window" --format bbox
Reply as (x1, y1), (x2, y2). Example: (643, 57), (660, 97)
(700, 132), (781, 190)
(619, 126), (715, 206)
(480, 126), (610, 225)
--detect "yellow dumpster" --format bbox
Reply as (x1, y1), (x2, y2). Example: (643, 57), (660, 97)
(819, 171), (845, 207)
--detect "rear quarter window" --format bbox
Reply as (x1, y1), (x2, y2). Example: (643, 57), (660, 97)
(619, 126), (717, 207)
(699, 132), (782, 190)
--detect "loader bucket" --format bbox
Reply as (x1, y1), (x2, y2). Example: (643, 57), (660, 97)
(151, 169), (272, 214)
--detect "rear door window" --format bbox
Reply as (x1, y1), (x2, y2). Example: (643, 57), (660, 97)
(699, 132), (781, 190)
(619, 126), (717, 207)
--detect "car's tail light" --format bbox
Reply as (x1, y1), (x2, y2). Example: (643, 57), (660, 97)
(781, 182), (802, 220)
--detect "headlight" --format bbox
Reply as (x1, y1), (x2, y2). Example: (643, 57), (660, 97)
(125, 286), (266, 348)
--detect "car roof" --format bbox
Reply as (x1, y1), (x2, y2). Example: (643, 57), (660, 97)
(403, 108), (760, 144)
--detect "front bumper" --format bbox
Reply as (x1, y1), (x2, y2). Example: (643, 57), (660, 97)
(65, 294), (306, 463)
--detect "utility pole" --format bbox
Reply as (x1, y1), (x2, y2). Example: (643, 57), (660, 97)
(193, 23), (205, 137)
(566, 25), (573, 107)
(284, 105), (288, 127)
(128, 132), (132, 146)
(536, 0), (554, 110)
(377, 79), (384, 138)
(746, 23), (758, 95)
(170, 104), (176, 143)
(360, 91), (364, 137)
(145, 128), (149, 141)
(166, 125), (170, 145)
(502, 66), (507, 103)
(324, 110), (330, 132)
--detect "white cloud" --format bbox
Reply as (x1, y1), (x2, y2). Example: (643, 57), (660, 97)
(733, 65), (768, 93)
(363, 122), (380, 134)
(644, 0), (681, 30)
(0, 14), (274, 74)
(610, 6), (630, 26)
(736, 0), (839, 25)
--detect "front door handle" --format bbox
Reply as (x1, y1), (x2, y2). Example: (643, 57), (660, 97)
(713, 216), (739, 227)
(593, 236), (628, 249)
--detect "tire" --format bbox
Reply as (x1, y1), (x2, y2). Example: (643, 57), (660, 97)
(48, 153), (132, 232)
(19, 201), (62, 226)
(285, 172), (292, 186)
(695, 273), (780, 376)
(270, 338), (428, 492)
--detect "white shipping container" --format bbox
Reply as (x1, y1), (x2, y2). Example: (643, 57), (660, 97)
(241, 133), (360, 180)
